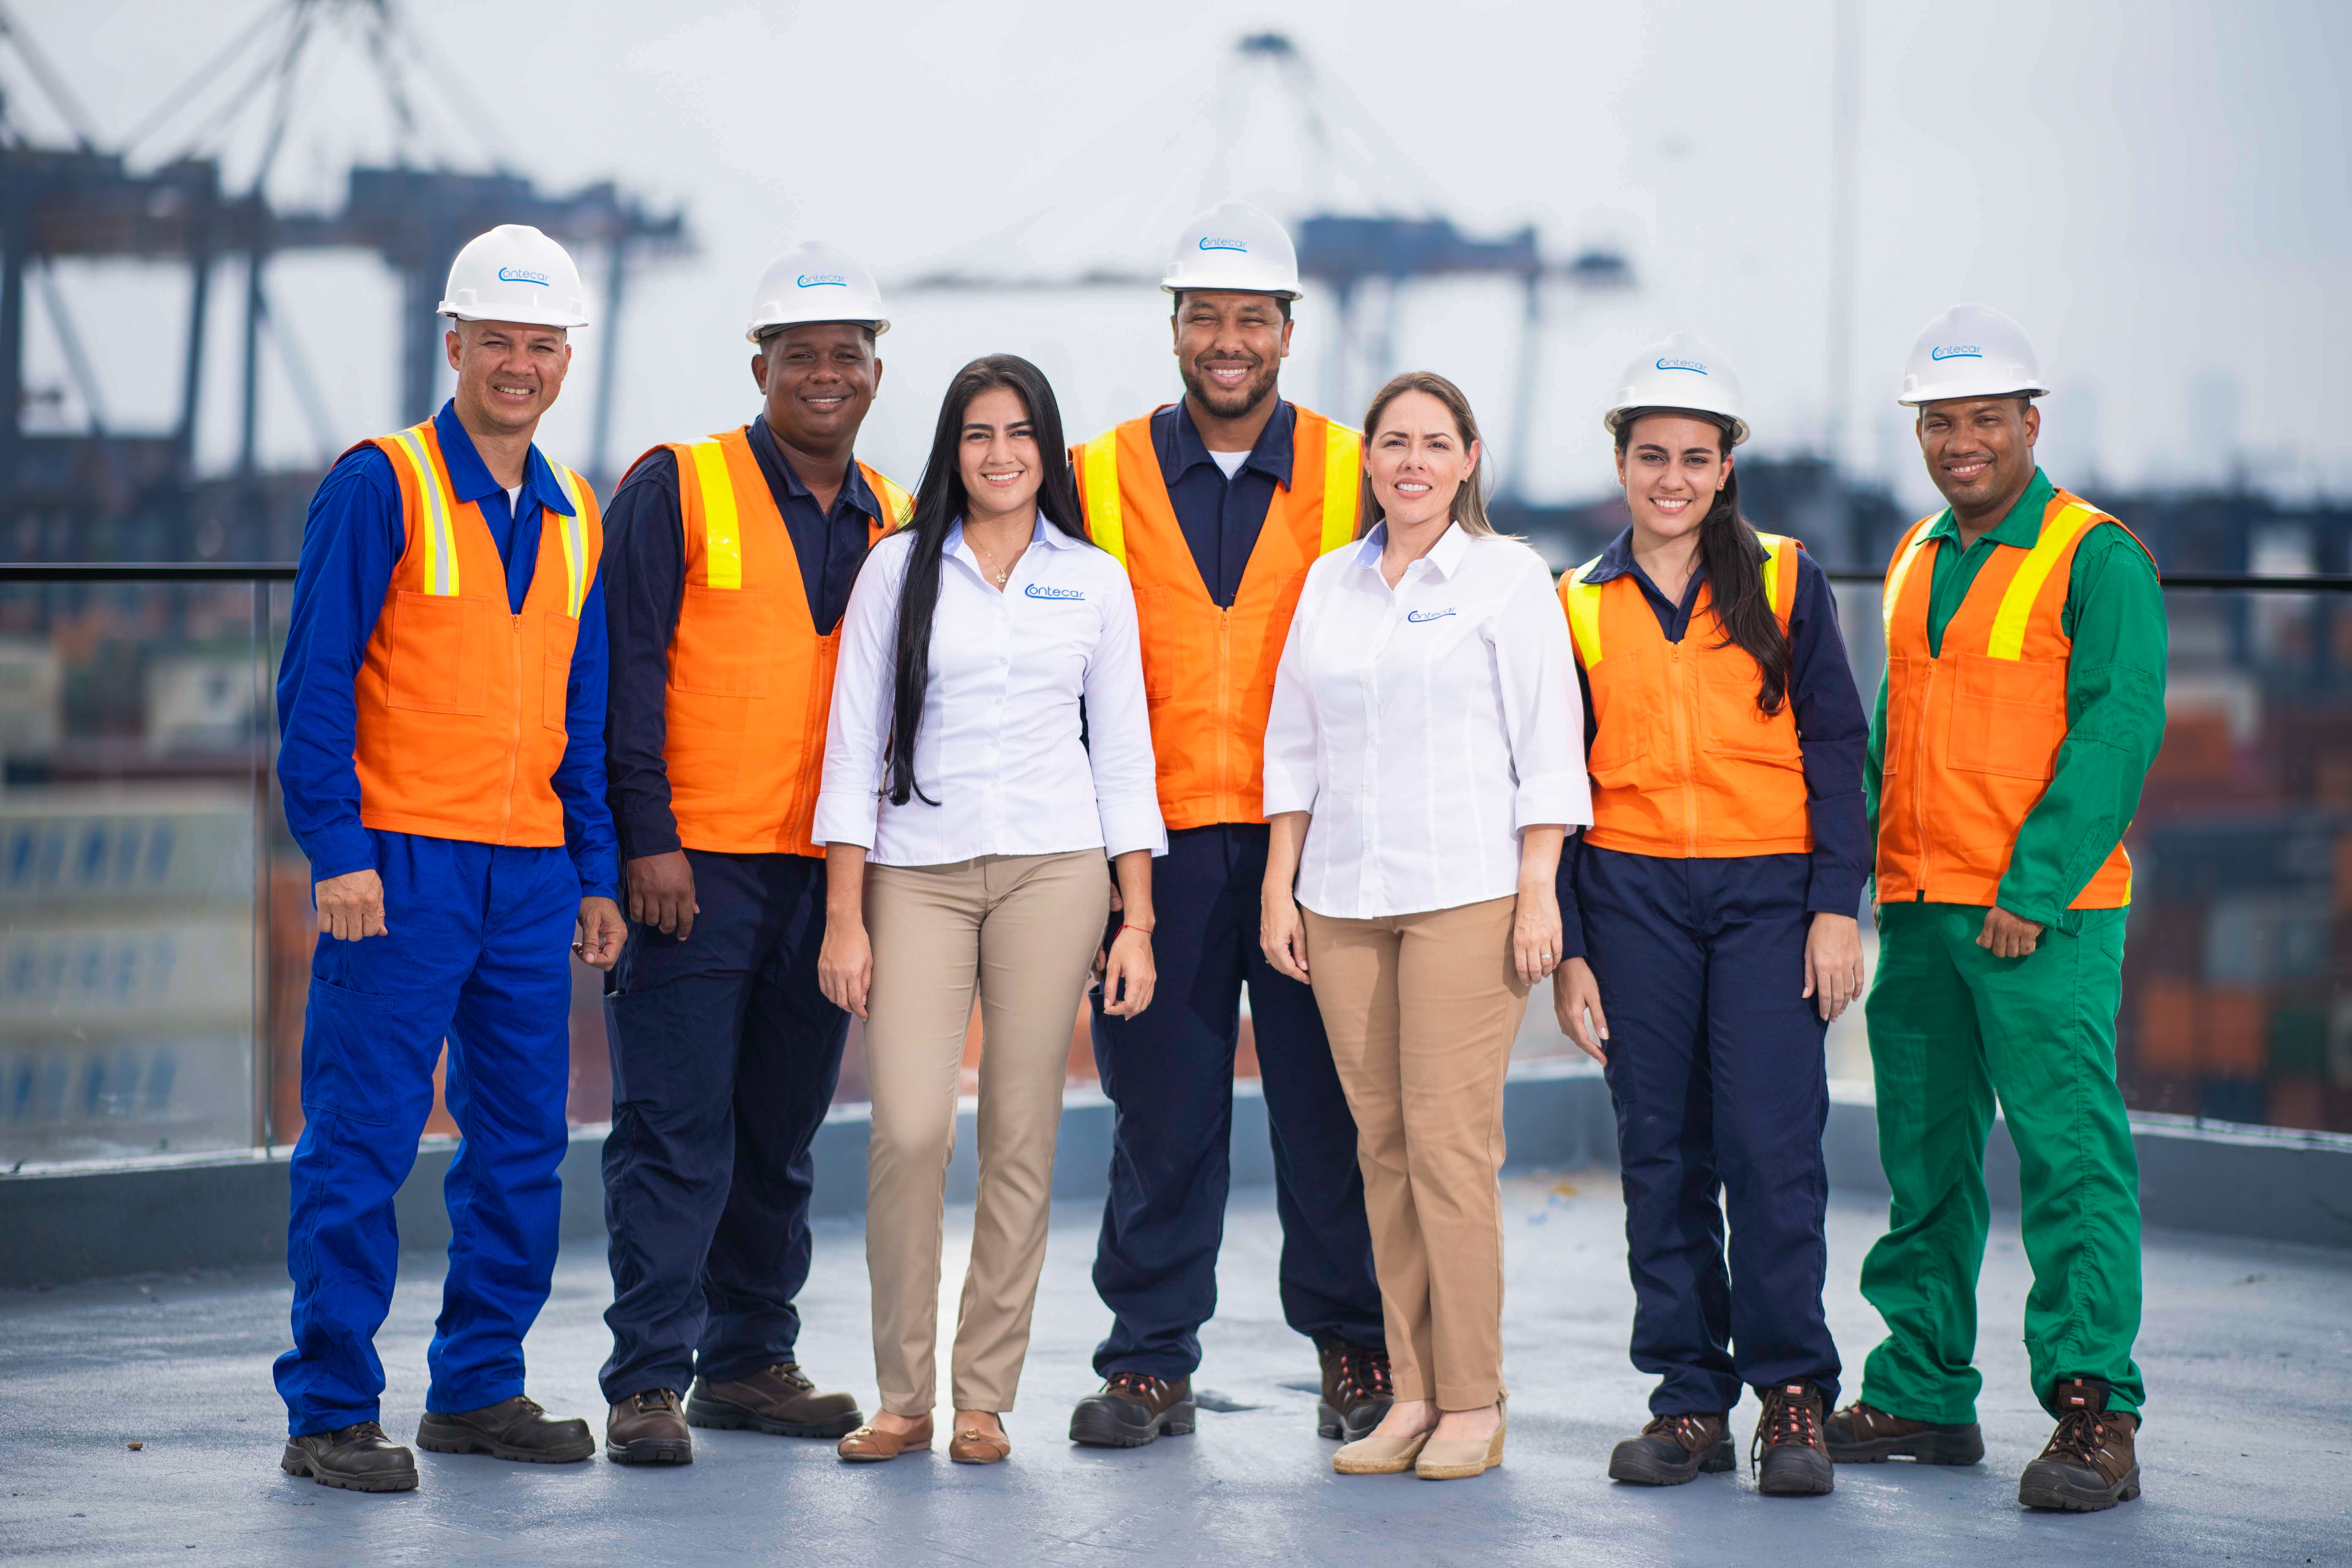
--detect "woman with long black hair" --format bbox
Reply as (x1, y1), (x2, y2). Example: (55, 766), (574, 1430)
(1549, 335), (1870, 1497)
(813, 355), (1163, 1466)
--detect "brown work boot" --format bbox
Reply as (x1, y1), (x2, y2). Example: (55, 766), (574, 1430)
(415, 1394), (595, 1463)
(1751, 1381), (1834, 1496)
(279, 1420), (419, 1492)
(1317, 1341), (1394, 1442)
(686, 1362), (863, 1439)
(2018, 1377), (2141, 1512)
(1067, 1372), (1198, 1448)
(605, 1388), (692, 1465)
(1607, 1411), (1733, 1485)
(1826, 1399), (1985, 1465)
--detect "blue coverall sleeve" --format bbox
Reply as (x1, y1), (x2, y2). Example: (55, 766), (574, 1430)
(276, 449), (401, 882)
(1786, 552), (1871, 917)
(554, 569), (621, 902)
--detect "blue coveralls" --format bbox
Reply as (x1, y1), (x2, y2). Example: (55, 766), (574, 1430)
(272, 402), (617, 1437)
(593, 426), (877, 1402)
(1557, 534), (1868, 1416)
(1089, 400), (1385, 1379)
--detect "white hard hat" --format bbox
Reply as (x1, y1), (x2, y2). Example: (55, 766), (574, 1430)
(1898, 303), (2047, 406)
(747, 241), (889, 343)
(1161, 200), (1302, 301)
(1603, 332), (1750, 446)
(437, 224), (590, 329)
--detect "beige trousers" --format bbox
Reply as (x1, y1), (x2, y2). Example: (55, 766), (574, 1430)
(862, 849), (1108, 1416)
(1302, 895), (1528, 1410)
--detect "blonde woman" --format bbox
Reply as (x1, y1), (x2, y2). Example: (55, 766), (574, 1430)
(1260, 371), (1589, 1480)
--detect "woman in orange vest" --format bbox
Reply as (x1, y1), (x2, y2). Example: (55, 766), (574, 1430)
(1549, 336), (1870, 1497)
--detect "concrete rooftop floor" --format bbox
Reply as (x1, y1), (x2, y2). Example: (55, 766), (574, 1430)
(2, 1176), (2348, 1567)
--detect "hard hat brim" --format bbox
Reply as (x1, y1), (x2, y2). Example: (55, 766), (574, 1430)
(440, 301), (590, 330)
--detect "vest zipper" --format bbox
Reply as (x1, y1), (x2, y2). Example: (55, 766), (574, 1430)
(1667, 641), (1697, 854)
(500, 612), (524, 842)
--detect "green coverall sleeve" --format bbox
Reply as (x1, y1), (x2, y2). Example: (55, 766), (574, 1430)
(1993, 527), (2169, 926)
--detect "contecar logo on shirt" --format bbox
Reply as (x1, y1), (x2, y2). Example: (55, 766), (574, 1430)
(1024, 584), (1084, 601)
(1406, 607), (1456, 623)
(798, 274), (847, 288)
(497, 267), (549, 286)
(1931, 344), (1983, 361)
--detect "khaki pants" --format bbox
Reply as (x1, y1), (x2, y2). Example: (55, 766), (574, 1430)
(863, 850), (1108, 1416)
(1303, 896), (1528, 1410)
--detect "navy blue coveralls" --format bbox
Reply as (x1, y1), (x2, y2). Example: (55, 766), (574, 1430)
(1557, 532), (1869, 1416)
(273, 402), (617, 1437)
(1088, 400), (1386, 1379)
(594, 420), (878, 1403)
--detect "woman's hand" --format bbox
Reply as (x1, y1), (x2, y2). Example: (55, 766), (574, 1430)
(819, 917), (874, 1019)
(1101, 925), (1157, 1018)
(1512, 877), (1565, 989)
(1261, 889), (1310, 984)
(1804, 912), (1866, 1021)
(1551, 956), (1608, 1064)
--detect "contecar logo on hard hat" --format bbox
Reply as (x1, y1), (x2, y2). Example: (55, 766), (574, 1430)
(497, 267), (550, 286)
(1656, 358), (1708, 374)
(1198, 237), (1249, 253)
(797, 274), (848, 288)
(1930, 345), (1983, 361)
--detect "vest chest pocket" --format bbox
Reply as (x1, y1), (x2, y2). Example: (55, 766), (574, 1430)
(670, 585), (778, 699)
(542, 612), (579, 732)
(384, 591), (491, 715)
(1947, 651), (2066, 780)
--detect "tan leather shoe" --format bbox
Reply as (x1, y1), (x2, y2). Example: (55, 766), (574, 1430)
(1332, 1426), (1432, 1475)
(836, 1414), (933, 1463)
(1416, 1413), (1507, 1480)
(948, 1421), (1012, 1465)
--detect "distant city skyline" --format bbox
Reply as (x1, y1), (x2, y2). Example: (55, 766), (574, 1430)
(9, 0), (2349, 517)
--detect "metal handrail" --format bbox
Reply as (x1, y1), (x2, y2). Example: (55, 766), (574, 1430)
(6, 561), (2352, 593)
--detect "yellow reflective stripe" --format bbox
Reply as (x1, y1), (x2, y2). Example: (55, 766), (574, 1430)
(1562, 558), (1605, 667)
(688, 441), (741, 591)
(1320, 422), (1361, 554)
(868, 470), (915, 530)
(1881, 525), (1935, 640)
(389, 426), (459, 596)
(1081, 431), (1124, 565)
(1986, 503), (2095, 660)
(552, 466), (591, 618)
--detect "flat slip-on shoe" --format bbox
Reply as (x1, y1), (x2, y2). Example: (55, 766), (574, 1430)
(1417, 1416), (1507, 1480)
(837, 1416), (933, 1462)
(1332, 1428), (1432, 1475)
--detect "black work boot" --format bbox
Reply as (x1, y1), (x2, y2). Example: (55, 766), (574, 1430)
(2017, 1377), (2141, 1512)
(686, 1362), (863, 1439)
(1316, 1341), (1394, 1442)
(1068, 1372), (1198, 1448)
(1751, 1381), (1835, 1497)
(606, 1388), (692, 1465)
(415, 1394), (595, 1463)
(1826, 1399), (1985, 1465)
(280, 1420), (419, 1493)
(1608, 1411), (1733, 1485)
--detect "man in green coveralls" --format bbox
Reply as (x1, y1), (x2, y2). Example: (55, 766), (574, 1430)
(1827, 305), (2167, 1514)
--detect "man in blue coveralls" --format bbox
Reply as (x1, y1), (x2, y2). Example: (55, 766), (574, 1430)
(272, 224), (626, 1493)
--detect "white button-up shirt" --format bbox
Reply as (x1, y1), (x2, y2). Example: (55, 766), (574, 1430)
(1263, 522), (1590, 918)
(815, 514), (1167, 868)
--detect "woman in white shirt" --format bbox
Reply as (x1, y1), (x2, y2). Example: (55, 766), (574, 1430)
(1260, 371), (1589, 1481)
(814, 354), (1165, 1467)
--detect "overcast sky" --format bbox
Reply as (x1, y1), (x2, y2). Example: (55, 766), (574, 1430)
(12, 0), (2351, 517)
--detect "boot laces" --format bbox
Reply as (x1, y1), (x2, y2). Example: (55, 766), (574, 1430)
(1751, 1384), (1821, 1469)
(1334, 1344), (1393, 1402)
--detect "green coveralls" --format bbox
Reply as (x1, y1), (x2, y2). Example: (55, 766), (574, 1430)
(1859, 468), (2168, 1422)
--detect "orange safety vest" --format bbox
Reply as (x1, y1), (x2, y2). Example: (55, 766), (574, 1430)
(1875, 487), (2152, 908)
(1072, 406), (1360, 829)
(351, 417), (601, 848)
(1560, 532), (1811, 858)
(646, 426), (914, 856)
